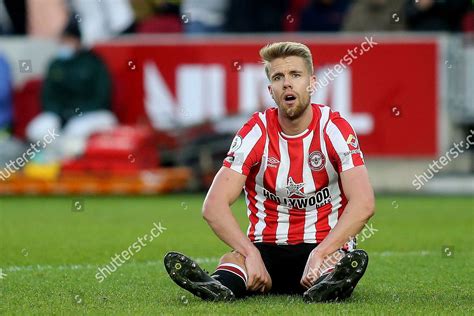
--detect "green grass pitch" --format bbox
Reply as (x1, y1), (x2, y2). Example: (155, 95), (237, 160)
(0, 195), (472, 315)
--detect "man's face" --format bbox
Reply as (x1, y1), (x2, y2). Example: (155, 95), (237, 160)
(267, 56), (315, 120)
(59, 36), (81, 50)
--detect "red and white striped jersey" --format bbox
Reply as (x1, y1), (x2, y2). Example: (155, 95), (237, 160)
(223, 104), (365, 245)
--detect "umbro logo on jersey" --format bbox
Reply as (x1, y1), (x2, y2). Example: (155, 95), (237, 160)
(346, 134), (359, 148)
(267, 156), (280, 168)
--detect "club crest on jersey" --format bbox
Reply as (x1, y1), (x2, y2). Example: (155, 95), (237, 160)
(229, 135), (242, 153)
(346, 134), (359, 148)
(308, 151), (326, 171)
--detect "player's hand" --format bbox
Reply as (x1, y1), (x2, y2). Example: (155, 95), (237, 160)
(244, 248), (272, 292)
(300, 249), (344, 289)
(300, 250), (324, 289)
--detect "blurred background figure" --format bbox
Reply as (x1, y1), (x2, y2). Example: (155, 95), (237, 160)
(2, 0), (27, 35)
(0, 51), (26, 172)
(70, 0), (135, 46)
(26, 17), (117, 162)
(134, 0), (183, 33)
(225, 0), (288, 32)
(27, 0), (69, 38)
(180, 0), (229, 34)
(1, 0), (135, 41)
(0, 52), (12, 134)
(343, 0), (406, 31)
(2, 0), (69, 37)
(299, 0), (351, 32)
(404, 0), (471, 32)
(0, 0), (13, 35)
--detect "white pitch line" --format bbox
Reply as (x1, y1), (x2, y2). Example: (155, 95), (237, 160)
(1, 257), (221, 273)
(1, 251), (437, 273)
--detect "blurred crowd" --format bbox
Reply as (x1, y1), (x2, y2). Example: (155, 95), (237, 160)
(0, 0), (472, 45)
(0, 0), (472, 140)
(0, 0), (473, 179)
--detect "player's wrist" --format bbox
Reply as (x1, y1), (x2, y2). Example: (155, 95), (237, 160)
(312, 244), (333, 259)
(239, 243), (259, 258)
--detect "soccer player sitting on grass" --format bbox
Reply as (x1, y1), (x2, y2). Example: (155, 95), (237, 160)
(164, 42), (375, 302)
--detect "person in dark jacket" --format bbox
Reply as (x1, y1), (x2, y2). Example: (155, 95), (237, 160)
(299, 0), (352, 32)
(225, 0), (288, 32)
(26, 17), (117, 159)
(404, 0), (471, 32)
(343, 0), (406, 31)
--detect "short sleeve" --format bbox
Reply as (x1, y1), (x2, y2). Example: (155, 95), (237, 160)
(223, 114), (265, 176)
(324, 112), (365, 173)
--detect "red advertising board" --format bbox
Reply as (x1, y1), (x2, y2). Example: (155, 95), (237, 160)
(94, 35), (438, 157)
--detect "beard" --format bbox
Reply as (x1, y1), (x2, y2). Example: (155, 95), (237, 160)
(278, 93), (311, 120)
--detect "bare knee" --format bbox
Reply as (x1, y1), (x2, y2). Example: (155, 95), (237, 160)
(219, 251), (246, 267)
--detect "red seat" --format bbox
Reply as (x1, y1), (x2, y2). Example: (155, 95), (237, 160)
(136, 15), (183, 33)
(62, 125), (160, 174)
(12, 78), (43, 139)
(463, 11), (474, 32)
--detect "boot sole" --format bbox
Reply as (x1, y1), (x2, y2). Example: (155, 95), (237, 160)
(303, 250), (369, 303)
(164, 251), (235, 301)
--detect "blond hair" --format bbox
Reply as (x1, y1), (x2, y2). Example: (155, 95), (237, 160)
(259, 42), (314, 79)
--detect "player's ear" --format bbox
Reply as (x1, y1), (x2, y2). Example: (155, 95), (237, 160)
(267, 84), (274, 99)
(308, 75), (316, 95)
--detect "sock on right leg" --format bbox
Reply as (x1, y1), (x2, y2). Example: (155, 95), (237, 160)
(211, 263), (248, 298)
